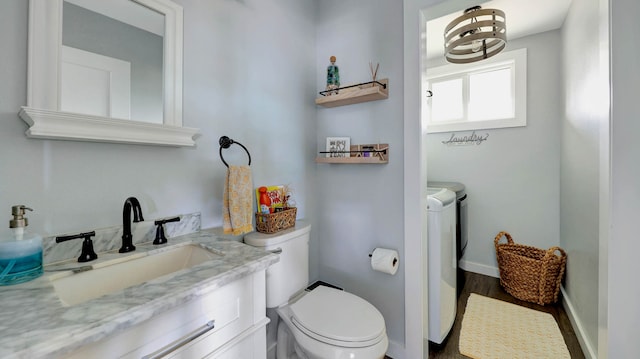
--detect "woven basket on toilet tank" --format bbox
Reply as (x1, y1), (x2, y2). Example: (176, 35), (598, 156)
(494, 231), (567, 305)
(255, 207), (297, 234)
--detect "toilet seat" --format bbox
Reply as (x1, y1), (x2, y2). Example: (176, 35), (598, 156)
(289, 286), (386, 348)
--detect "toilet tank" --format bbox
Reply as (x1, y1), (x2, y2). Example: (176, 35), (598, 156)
(244, 221), (310, 308)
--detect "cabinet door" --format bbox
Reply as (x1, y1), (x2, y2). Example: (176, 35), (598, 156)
(209, 335), (257, 359)
(135, 275), (255, 358)
(159, 304), (268, 359)
(63, 271), (264, 359)
(205, 324), (267, 359)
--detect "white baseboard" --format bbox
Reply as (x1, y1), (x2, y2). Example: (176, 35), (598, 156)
(386, 339), (404, 359)
(561, 286), (597, 359)
(459, 259), (500, 278)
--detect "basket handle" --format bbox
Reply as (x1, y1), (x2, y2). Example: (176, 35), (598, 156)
(538, 246), (568, 305)
(543, 246), (567, 261)
(494, 231), (514, 249)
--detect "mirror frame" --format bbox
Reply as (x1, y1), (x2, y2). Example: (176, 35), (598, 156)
(19, 0), (200, 147)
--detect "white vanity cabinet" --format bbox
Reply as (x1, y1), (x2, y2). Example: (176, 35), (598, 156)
(64, 271), (268, 359)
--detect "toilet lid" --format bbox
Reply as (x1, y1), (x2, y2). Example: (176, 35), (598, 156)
(289, 286), (386, 347)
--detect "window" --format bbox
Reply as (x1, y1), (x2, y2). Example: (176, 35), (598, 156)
(425, 48), (526, 133)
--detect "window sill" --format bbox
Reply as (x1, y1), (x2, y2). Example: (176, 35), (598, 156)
(427, 117), (526, 133)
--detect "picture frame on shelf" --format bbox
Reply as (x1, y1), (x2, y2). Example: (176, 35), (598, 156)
(326, 137), (350, 158)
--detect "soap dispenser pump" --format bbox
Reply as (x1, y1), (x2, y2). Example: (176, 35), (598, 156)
(10, 205), (32, 240)
(0, 205), (43, 285)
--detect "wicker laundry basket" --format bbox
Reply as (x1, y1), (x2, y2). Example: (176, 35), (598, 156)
(494, 231), (567, 305)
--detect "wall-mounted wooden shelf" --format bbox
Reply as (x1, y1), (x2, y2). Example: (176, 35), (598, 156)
(316, 143), (389, 164)
(315, 79), (388, 108)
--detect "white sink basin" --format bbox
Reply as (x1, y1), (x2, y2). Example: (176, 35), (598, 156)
(50, 244), (223, 306)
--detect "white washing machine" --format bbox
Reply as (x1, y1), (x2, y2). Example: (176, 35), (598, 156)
(426, 187), (457, 344)
(428, 181), (468, 298)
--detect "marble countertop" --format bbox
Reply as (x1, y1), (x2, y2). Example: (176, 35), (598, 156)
(0, 230), (278, 358)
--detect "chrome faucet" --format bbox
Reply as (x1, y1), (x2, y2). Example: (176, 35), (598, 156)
(120, 197), (144, 253)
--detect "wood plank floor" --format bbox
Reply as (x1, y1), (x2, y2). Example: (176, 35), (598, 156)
(428, 271), (585, 358)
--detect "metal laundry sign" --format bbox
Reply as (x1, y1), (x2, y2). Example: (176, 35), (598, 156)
(442, 131), (489, 146)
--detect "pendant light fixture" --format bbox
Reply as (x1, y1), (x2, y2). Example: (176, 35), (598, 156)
(444, 6), (506, 64)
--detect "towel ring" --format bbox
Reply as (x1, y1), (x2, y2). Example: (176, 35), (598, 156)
(219, 136), (251, 168)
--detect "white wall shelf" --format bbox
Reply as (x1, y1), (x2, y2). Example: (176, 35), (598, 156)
(315, 79), (388, 108)
(19, 107), (200, 147)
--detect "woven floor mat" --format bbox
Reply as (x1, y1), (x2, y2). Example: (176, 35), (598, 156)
(459, 293), (570, 359)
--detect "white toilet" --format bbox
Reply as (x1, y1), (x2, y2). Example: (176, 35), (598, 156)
(244, 221), (389, 359)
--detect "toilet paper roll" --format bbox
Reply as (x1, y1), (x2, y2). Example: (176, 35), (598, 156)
(370, 248), (399, 275)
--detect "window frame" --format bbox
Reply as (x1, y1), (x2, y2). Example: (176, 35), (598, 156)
(425, 48), (527, 133)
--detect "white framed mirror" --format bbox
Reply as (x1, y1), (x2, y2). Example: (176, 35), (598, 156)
(19, 0), (200, 147)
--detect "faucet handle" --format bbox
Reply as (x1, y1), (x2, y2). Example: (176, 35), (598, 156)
(56, 231), (98, 263)
(153, 216), (180, 245)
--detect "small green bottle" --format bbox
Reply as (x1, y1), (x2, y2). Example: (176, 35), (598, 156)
(326, 56), (340, 95)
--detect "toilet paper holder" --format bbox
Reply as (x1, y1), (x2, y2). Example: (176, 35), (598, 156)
(369, 252), (398, 266)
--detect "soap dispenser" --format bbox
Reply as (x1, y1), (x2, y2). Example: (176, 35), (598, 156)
(0, 205), (43, 285)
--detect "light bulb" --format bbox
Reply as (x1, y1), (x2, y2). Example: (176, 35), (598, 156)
(471, 39), (484, 53)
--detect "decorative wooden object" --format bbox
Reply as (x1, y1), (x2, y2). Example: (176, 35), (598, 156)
(316, 143), (389, 164)
(315, 79), (388, 108)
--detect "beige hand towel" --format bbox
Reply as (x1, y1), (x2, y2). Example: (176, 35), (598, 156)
(223, 165), (254, 235)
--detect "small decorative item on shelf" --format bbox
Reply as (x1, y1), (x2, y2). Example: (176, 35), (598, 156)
(326, 56), (340, 95)
(325, 136), (350, 158)
(351, 143), (389, 161)
(255, 184), (297, 234)
(369, 61), (379, 85)
(361, 145), (375, 157)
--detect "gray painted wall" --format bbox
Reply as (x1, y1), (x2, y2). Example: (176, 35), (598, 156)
(560, 0), (603, 355)
(0, 0), (316, 257)
(315, 0), (405, 355)
(63, 1), (164, 123)
(427, 30), (563, 274)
